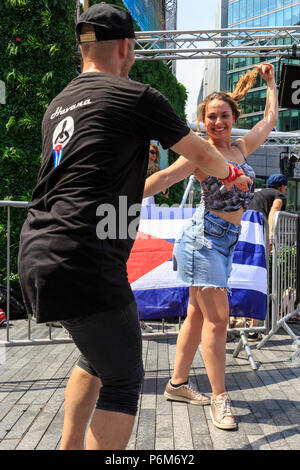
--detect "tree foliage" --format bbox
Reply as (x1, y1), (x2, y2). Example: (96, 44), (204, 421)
(0, 0), (77, 281)
(0, 0), (187, 282)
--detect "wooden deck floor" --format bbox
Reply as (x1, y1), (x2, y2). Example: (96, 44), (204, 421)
(0, 319), (300, 451)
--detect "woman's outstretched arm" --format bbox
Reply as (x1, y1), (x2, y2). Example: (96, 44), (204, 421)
(143, 156), (193, 198)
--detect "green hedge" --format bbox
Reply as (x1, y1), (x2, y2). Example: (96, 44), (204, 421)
(0, 0), (77, 283)
(0, 0), (187, 284)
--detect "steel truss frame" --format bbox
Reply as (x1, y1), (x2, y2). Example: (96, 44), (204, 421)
(164, 0), (177, 31)
(134, 26), (300, 145)
(134, 26), (300, 60)
(190, 123), (300, 148)
(163, 0), (177, 74)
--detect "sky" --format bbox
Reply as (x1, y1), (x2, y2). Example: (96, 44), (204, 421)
(176, 0), (220, 122)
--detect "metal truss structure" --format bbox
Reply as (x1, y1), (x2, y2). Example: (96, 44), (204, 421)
(189, 123), (300, 148)
(164, 0), (177, 74)
(134, 25), (300, 145)
(134, 25), (300, 61)
(164, 0), (177, 31)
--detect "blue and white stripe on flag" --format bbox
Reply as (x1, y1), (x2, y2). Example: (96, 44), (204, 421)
(127, 207), (267, 321)
(228, 209), (267, 320)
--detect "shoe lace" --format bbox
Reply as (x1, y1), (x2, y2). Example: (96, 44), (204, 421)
(184, 384), (205, 398)
(215, 395), (232, 417)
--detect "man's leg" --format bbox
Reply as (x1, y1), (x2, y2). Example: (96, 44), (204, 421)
(86, 409), (135, 450)
(60, 365), (101, 450)
(60, 302), (143, 450)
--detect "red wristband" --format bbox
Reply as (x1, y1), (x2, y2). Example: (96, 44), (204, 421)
(219, 163), (244, 184)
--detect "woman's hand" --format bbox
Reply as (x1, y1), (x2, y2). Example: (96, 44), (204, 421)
(256, 63), (275, 85)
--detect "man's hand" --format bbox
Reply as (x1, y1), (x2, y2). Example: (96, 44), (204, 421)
(219, 163), (253, 192)
(194, 164), (253, 191)
(224, 174), (253, 192)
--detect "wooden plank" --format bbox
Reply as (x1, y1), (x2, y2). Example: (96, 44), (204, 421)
(1, 320), (300, 450)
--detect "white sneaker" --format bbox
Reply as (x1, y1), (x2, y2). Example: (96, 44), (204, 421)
(164, 380), (210, 405)
(140, 321), (153, 333)
(210, 392), (237, 430)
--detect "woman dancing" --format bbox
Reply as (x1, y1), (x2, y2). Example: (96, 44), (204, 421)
(143, 63), (278, 429)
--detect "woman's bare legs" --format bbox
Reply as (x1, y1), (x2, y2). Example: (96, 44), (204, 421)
(196, 287), (229, 398)
(170, 286), (229, 398)
(167, 285), (236, 428)
(170, 286), (204, 385)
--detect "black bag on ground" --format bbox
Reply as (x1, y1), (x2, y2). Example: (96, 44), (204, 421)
(0, 284), (27, 320)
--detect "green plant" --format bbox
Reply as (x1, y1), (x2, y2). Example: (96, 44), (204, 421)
(0, 0), (77, 279)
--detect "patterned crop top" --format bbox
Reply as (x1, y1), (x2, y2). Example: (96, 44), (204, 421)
(200, 145), (255, 212)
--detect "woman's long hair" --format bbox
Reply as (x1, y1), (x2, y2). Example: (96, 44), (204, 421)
(197, 68), (258, 129)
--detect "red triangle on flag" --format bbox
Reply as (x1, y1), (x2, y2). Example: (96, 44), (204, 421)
(127, 231), (174, 284)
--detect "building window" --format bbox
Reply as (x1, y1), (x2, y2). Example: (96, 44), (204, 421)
(240, 0), (247, 19)
(292, 4), (300, 24)
(247, 0), (254, 17)
(284, 7), (292, 25)
(226, 2), (300, 132)
(232, 1), (239, 23)
(261, 0), (268, 13)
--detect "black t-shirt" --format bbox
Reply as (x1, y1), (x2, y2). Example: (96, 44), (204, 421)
(18, 73), (190, 322)
(249, 187), (286, 222)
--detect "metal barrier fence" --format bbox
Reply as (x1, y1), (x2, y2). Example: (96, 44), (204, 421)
(2, 201), (299, 369)
(0, 200), (183, 347)
(257, 211), (300, 362)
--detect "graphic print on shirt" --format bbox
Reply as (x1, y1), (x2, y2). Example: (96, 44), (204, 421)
(52, 116), (74, 168)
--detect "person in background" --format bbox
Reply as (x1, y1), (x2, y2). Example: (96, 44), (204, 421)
(249, 173), (287, 252)
(142, 143), (168, 206)
(147, 143), (161, 177)
(245, 173), (288, 341)
(141, 143), (167, 333)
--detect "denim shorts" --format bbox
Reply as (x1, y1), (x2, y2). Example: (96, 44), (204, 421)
(173, 205), (241, 288)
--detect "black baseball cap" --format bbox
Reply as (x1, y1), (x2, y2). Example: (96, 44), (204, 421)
(76, 3), (136, 42)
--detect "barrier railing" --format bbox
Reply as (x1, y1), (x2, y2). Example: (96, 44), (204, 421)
(257, 211), (300, 362)
(0, 201), (72, 346)
(0, 200), (184, 346)
(0, 201), (300, 370)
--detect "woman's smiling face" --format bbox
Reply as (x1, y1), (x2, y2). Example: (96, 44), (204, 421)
(204, 99), (235, 142)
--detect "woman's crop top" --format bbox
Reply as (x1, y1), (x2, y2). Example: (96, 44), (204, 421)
(200, 145), (255, 213)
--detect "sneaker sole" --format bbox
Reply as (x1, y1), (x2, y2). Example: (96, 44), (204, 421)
(247, 336), (262, 342)
(164, 391), (210, 406)
(209, 407), (237, 430)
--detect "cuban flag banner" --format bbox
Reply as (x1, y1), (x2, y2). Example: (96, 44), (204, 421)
(127, 207), (267, 321)
(228, 209), (267, 320)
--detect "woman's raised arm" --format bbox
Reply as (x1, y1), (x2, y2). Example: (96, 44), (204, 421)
(241, 63), (278, 156)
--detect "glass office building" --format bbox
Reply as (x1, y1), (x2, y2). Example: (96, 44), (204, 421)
(227, 0), (300, 132)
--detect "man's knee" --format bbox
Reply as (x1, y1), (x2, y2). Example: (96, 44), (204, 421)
(96, 366), (144, 416)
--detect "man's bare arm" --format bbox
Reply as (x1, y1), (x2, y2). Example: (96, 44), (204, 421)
(171, 130), (230, 180)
